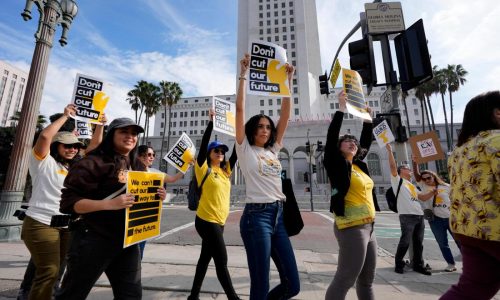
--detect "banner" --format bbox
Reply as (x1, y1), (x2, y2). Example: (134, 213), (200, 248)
(248, 40), (290, 97)
(212, 97), (236, 136)
(373, 119), (395, 148)
(124, 171), (164, 248)
(164, 133), (196, 173)
(342, 69), (371, 120)
(71, 73), (109, 124)
(409, 131), (445, 163)
(75, 120), (92, 139)
(329, 59), (342, 88)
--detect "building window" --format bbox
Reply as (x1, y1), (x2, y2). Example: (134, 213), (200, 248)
(260, 29), (263, 34)
(291, 34), (295, 40)
(414, 109), (419, 115)
(277, 109), (281, 115)
(267, 37), (271, 42)
(161, 122), (164, 128)
(268, 99), (273, 105)
(293, 87), (298, 93)
(275, 28), (279, 33)
(290, 17), (294, 23)
(283, 27), (287, 32)
(259, 21), (263, 26)
(290, 9), (294, 15)
(367, 153), (382, 176)
(277, 99), (281, 105)
(282, 10), (286, 16)
(291, 42), (295, 48)
(294, 97), (298, 104)
(190, 121), (193, 126)
(335, 103), (339, 109)
(374, 100), (379, 107)
(294, 108), (299, 115)
(435, 130), (440, 138)
(293, 79), (297, 85)
(283, 35), (287, 41)
(161, 113), (165, 119)
(269, 110), (273, 116)
(274, 11), (278, 17)
(260, 110), (265, 114)
(289, 1), (293, 6)
(267, 20), (271, 25)
(282, 18), (286, 24)
(267, 12), (270, 17)
(282, 2), (285, 8)
(273, 3), (277, 8)
(267, 28), (271, 34)
(191, 111), (194, 117)
(260, 99), (264, 106)
(412, 98), (417, 105)
(275, 36), (279, 41)
(330, 103), (334, 109)
(274, 19), (278, 25)
(416, 120), (421, 125)
(160, 132), (163, 136)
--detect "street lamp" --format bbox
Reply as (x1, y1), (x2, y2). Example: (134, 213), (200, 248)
(0, 0), (78, 241)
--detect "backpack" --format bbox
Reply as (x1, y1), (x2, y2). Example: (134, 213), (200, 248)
(385, 178), (403, 213)
(187, 168), (211, 211)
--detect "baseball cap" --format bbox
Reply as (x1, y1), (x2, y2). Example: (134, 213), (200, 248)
(207, 140), (229, 153)
(107, 118), (144, 133)
(52, 131), (84, 146)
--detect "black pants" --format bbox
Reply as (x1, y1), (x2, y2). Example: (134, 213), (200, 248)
(55, 226), (142, 300)
(395, 214), (426, 269)
(190, 216), (238, 299)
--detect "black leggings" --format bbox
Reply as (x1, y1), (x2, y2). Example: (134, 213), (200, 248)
(190, 216), (238, 299)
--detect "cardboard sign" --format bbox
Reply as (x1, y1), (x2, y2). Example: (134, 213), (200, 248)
(212, 97), (236, 136)
(329, 59), (342, 88)
(409, 131), (445, 163)
(248, 40), (290, 97)
(71, 73), (109, 124)
(373, 120), (395, 147)
(124, 171), (164, 248)
(342, 69), (371, 120)
(164, 133), (196, 174)
(75, 120), (92, 139)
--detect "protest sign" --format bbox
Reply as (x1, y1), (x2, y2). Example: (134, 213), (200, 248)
(248, 40), (290, 97)
(164, 133), (196, 173)
(212, 97), (236, 136)
(75, 120), (92, 139)
(373, 119), (395, 147)
(71, 73), (109, 124)
(124, 171), (164, 248)
(409, 131), (445, 163)
(342, 69), (371, 120)
(329, 59), (342, 88)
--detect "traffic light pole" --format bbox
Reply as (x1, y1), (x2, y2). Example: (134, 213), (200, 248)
(306, 130), (314, 212)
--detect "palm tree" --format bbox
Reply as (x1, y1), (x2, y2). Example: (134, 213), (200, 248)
(158, 81), (183, 171)
(444, 64), (468, 147)
(414, 85), (428, 133)
(139, 82), (161, 144)
(422, 80), (437, 131)
(126, 89), (140, 123)
(434, 67), (452, 151)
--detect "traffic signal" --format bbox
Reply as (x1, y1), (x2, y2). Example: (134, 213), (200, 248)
(305, 142), (310, 154)
(318, 72), (330, 95)
(348, 35), (377, 87)
(312, 164), (317, 173)
(316, 140), (323, 152)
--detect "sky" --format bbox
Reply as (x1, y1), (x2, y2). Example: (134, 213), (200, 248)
(1, 0), (498, 131)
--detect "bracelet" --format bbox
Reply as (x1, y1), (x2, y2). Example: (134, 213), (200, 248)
(238, 76), (246, 80)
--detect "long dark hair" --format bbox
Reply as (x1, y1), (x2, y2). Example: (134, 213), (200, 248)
(206, 149), (228, 173)
(49, 142), (81, 165)
(457, 91), (500, 147)
(244, 114), (277, 148)
(337, 134), (367, 160)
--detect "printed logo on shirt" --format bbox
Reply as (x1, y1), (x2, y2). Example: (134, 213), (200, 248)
(117, 169), (128, 183)
(57, 169), (68, 176)
(405, 182), (419, 201)
(257, 153), (281, 176)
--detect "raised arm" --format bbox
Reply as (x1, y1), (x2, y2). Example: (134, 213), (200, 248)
(275, 63), (295, 145)
(197, 109), (214, 167)
(33, 104), (76, 158)
(411, 155), (422, 182)
(228, 145), (237, 170)
(386, 143), (398, 177)
(358, 105), (374, 158)
(164, 171), (184, 183)
(235, 54), (250, 145)
(324, 91), (347, 158)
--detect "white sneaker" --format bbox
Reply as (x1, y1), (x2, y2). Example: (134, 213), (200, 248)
(445, 264), (457, 272)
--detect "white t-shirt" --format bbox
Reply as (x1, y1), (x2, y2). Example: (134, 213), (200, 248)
(236, 137), (285, 203)
(26, 150), (69, 225)
(391, 174), (423, 215)
(417, 182), (451, 218)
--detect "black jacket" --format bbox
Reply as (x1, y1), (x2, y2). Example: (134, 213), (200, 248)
(323, 111), (380, 216)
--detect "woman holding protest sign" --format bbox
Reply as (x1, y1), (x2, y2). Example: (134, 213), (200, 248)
(187, 108), (239, 300)
(323, 90), (380, 300)
(56, 117), (166, 300)
(235, 53), (299, 300)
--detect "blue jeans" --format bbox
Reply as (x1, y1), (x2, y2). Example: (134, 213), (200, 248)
(429, 216), (459, 265)
(395, 214), (425, 269)
(240, 201), (300, 300)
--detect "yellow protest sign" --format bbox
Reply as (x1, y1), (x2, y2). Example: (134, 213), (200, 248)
(213, 97), (236, 137)
(342, 69), (371, 120)
(164, 133), (196, 173)
(124, 171), (164, 248)
(71, 73), (109, 125)
(373, 119), (395, 147)
(329, 59), (342, 87)
(248, 40), (290, 97)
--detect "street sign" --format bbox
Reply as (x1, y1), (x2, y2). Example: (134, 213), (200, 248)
(365, 2), (405, 34)
(380, 88), (392, 112)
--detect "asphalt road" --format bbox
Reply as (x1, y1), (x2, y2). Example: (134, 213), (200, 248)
(153, 205), (461, 264)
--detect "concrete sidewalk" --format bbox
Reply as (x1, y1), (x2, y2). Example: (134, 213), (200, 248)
(2, 241), (496, 300)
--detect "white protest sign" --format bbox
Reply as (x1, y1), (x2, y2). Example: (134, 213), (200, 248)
(212, 97), (236, 137)
(342, 69), (371, 120)
(248, 40), (290, 97)
(164, 133), (196, 174)
(373, 120), (395, 148)
(75, 120), (92, 139)
(71, 73), (109, 124)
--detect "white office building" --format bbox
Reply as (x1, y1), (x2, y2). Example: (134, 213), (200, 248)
(0, 61), (28, 127)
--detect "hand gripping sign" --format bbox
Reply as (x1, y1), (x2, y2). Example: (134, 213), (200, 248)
(342, 69), (372, 121)
(373, 119), (395, 148)
(71, 73), (109, 124)
(248, 40), (291, 97)
(164, 133), (196, 174)
(124, 171), (164, 248)
(212, 97), (236, 137)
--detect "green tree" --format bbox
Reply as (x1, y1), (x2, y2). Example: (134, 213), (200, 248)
(126, 80), (160, 143)
(9, 111), (47, 132)
(126, 89), (141, 123)
(158, 81), (183, 171)
(434, 67), (452, 151)
(444, 64), (468, 147)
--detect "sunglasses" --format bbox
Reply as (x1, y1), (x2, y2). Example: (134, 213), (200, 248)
(421, 176), (433, 181)
(62, 144), (81, 150)
(147, 153), (155, 157)
(213, 148), (226, 154)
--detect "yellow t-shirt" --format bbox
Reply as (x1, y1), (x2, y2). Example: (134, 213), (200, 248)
(195, 161), (232, 225)
(335, 164), (376, 229)
(448, 130), (500, 241)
